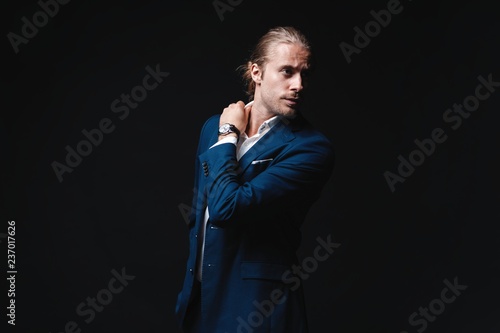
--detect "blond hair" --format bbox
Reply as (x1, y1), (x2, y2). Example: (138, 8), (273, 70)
(237, 26), (312, 100)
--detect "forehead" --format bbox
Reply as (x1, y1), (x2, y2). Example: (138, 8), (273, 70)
(267, 43), (310, 68)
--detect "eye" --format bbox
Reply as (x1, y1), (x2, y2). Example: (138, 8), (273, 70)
(281, 68), (293, 76)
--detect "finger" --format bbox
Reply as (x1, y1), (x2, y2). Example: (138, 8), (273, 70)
(235, 101), (244, 107)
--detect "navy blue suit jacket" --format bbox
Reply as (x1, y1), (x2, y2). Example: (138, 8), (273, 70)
(175, 111), (334, 332)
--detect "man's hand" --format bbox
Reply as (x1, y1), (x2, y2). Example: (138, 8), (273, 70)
(220, 101), (252, 136)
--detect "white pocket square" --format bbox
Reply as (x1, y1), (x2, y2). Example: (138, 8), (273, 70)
(251, 158), (273, 164)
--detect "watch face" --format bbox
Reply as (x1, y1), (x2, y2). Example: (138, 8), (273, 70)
(219, 124), (230, 133)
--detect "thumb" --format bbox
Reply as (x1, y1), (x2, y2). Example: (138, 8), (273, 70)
(244, 100), (253, 116)
(245, 101), (253, 123)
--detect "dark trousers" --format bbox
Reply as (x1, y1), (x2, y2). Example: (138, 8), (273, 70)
(182, 279), (202, 333)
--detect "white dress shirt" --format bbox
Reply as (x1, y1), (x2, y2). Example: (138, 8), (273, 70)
(196, 115), (282, 281)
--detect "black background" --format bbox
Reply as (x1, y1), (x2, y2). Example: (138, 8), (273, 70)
(2, 0), (499, 332)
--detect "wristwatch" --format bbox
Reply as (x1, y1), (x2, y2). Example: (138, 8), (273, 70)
(218, 123), (240, 139)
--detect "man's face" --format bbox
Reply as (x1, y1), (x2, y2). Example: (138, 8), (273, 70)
(255, 43), (311, 118)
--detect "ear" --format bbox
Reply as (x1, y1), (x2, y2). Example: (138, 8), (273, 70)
(250, 63), (262, 85)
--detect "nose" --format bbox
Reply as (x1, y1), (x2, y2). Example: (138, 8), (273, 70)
(290, 73), (304, 93)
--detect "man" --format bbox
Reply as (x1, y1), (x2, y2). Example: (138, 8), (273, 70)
(175, 26), (335, 332)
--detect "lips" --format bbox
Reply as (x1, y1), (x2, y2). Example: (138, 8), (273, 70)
(285, 98), (299, 105)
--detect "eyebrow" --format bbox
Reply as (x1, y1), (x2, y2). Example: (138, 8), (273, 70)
(278, 64), (310, 72)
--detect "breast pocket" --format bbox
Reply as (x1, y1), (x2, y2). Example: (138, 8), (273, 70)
(245, 158), (273, 178)
(251, 158), (274, 165)
(239, 156), (275, 182)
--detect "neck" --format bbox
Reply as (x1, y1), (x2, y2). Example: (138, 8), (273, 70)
(245, 101), (274, 137)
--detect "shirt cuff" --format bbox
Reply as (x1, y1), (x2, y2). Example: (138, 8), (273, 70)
(210, 136), (237, 149)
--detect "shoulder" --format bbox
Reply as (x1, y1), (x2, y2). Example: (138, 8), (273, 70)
(203, 114), (221, 129)
(199, 114), (220, 136)
(291, 113), (334, 150)
(287, 113), (335, 168)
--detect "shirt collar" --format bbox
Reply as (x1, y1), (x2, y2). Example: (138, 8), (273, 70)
(240, 115), (288, 140)
(258, 115), (287, 134)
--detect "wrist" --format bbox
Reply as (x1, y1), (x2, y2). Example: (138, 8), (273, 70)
(218, 123), (240, 140)
(218, 132), (238, 141)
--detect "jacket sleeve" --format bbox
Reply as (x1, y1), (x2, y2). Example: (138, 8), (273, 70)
(199, 131), (334, 227)
(186, 114), (220, 228)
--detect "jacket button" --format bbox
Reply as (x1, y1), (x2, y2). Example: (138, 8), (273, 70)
(189, 268), (193, 274)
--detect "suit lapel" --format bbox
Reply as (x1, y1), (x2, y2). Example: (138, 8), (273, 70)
(237, 116), (300, 174)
